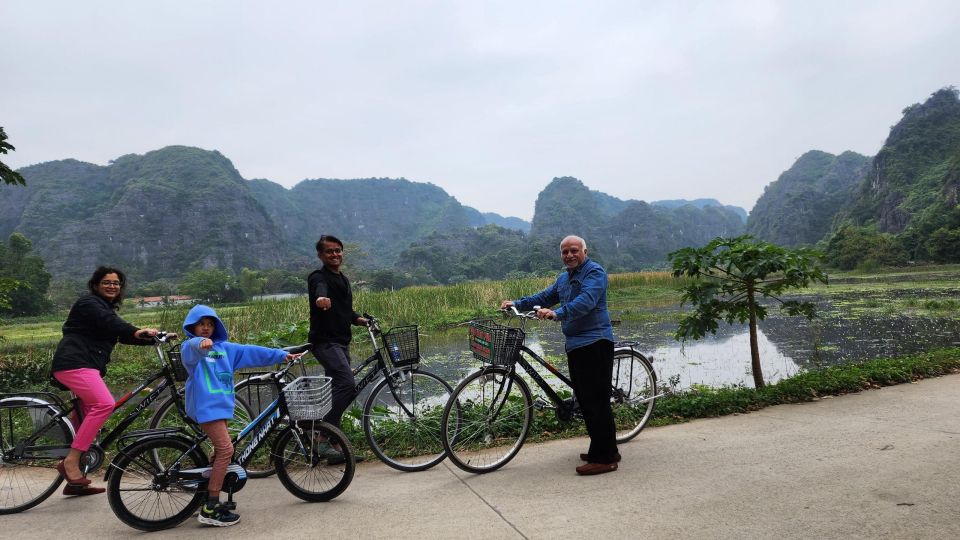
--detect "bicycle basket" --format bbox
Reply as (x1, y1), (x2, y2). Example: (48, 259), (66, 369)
(168, 345), (189, 382)
(382, 325), (420, 368)
(468, 320), (525, 366)
(281, 376), (332, 421)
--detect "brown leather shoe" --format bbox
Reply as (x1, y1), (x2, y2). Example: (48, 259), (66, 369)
(579, 453), (621, 463)
(576, 462), (618, 475)
(56, 461), (91, 486)
(63, 484), (105, 496)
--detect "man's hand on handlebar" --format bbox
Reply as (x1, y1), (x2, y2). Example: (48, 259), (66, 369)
(535, 308), (557, 321)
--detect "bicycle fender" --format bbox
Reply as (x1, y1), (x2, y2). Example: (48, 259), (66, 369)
(0, 395), (77, 438)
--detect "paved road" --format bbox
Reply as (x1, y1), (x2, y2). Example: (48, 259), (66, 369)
(7, 374), (960, 539)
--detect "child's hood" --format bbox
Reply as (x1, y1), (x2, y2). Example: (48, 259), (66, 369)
(182, 304), (229, 342)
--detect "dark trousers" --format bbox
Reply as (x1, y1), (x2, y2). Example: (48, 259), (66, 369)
(312, 343), (358, 428)
(568, 339), (618, 463)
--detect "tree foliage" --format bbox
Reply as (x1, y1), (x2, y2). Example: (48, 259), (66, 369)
(669, 235), (827, 388)
(0, 233), (52, 316)
(179, 268), (244, 304)
(0, 127), (27, 186)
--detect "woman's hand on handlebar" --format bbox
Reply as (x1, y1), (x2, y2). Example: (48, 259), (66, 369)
(136, 328), (178, 341)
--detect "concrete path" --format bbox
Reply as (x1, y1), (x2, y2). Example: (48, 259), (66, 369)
(7, 374), (960, 539)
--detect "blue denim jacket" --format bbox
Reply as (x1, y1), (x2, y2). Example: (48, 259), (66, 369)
(514, 258), (614, 352)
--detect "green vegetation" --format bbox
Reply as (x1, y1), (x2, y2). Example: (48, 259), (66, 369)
(669, 235), (828, 388)
(650, 348), (960, 424)
(0, 126), (27, 186)
(0, 233), (52, 317)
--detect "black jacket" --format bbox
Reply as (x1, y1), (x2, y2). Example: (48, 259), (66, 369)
(307, 267), (360, 346)
(51, 294), (150, 375)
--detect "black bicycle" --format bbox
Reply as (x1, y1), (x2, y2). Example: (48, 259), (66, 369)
(0, 333), (194, 514)
(440, 307), (660, 474)
(105, 347), (355, 532)
(234, 313), (455, 472)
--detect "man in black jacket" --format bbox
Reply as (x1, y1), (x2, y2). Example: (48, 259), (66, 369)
(307, 235), (368, 436)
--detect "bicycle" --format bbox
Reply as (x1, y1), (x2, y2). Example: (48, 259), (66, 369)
(233, 313), (455, 472)
(0, 332), (195, 514)
(105, 348), (355, 532)
(439, 306), (661, 474)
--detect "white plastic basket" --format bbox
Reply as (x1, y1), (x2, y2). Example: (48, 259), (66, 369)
(281, 376), (332, 421)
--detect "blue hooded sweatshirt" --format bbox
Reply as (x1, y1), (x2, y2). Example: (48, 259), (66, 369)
(181, 304), (288, 423)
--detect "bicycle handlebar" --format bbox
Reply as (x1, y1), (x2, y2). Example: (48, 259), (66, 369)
(502, 305), (544, 320)
(149, 331), (177, 344)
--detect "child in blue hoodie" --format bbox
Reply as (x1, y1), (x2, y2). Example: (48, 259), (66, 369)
(181, 304), (299, 527)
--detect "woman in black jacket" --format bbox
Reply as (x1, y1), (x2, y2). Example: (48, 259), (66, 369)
(50, 266), (171, 496)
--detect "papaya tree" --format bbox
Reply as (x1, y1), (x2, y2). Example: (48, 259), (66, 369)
(668, 235), (827, 388)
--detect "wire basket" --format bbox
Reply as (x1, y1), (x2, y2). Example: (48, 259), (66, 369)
(168, 345), (189, 382)
(382, 325), (420, 368)
(282, 376), (332, 421)
(468, 320), (525, 366)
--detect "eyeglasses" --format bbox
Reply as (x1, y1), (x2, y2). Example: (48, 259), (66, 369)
(99, 280), (122, 287)
(323, 248), (343, 255)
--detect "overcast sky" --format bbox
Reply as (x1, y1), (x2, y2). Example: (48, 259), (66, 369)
(3, 1), (959, 220)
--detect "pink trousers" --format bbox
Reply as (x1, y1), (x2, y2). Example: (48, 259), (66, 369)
(52, 368), (115, 452)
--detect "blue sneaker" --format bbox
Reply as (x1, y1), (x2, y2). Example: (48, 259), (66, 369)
(198, 502), (240, 527)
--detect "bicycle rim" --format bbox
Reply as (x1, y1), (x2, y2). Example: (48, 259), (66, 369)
(107, 436), (207, 531)
(0, 399), (71, 514)
(363, 369), (453, 472)
(273, 422), (354, 502)
(441, 368), (532, 474)
(612, 350), (657, 443)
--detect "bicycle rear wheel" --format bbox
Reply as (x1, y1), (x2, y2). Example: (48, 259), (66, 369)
(273, 421), (354, 502)
(363, 368), (454, 472)
(611, 349), (657, 443)
(441, 367), (532, 474)
(0, 397), (72, 514)
(106, 436), (207, 531)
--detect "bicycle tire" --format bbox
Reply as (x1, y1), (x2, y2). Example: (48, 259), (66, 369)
(362, 368), (454, 472)
(106, 435), (208, 531)
(441, 366), (532, 474)
(611, 348), (657, 443)
(272, 421), (355, 502)
(0, 397), (73, 514)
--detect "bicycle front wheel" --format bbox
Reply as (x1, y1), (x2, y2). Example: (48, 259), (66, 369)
(273, 421), (355, 502)
(106, 436), (207, 531)
(0, 398), (72, 514)
(612, 349), (657, 443)
(363, 368), (453, 472)
(441, 367), (532, 474)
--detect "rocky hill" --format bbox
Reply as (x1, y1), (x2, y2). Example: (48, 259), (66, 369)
(746, 150), (870, 246)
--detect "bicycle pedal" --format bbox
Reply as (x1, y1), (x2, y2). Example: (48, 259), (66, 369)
(533, 398), (553, 410)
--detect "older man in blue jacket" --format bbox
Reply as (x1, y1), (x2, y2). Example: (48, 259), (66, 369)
(501, 235), (619, 475)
